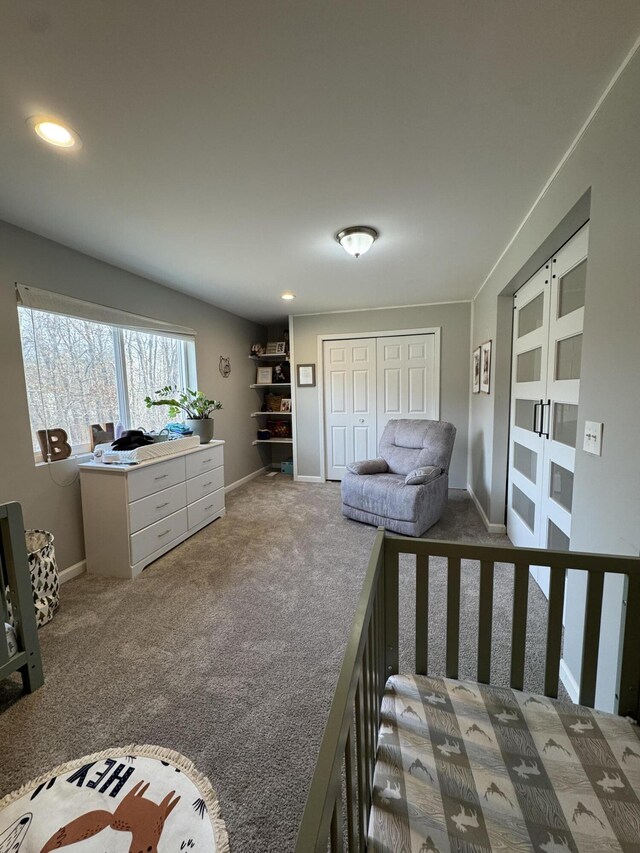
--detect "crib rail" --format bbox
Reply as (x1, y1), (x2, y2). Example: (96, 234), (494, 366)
(388, 536), (640, 716)
(295, 530), (640, 853)
(296, 528), (387, 853)
(0, 501), (44, 691)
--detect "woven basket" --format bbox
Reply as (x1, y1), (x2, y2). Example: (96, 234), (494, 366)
(265, 394), (285, 412)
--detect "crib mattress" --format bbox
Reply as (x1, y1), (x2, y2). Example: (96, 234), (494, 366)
(369, 674), (640, 853)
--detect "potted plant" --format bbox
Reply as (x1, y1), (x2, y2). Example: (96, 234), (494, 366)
(144, 386), (222, 444)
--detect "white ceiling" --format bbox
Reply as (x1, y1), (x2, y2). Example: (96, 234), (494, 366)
(1, 2), (639, 323)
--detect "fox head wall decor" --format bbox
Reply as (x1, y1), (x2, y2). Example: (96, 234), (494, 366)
(219, 356), (231, 378)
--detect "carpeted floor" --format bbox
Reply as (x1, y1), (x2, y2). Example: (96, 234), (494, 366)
(0, 478), (564, 852)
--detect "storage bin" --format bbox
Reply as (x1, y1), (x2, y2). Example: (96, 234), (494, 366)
(25, 530), (60, 627)
(281, 458), (294, 475)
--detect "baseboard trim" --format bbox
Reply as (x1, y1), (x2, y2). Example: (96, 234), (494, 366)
(295, 475), (324, 484)
(467, 486), (507, 534)
(59, 560), (86, 584)
(559, 658), (580, 703)
(225, 466), (270, 494)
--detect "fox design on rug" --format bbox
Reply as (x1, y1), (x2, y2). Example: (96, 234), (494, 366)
(40, 780), (180, 852)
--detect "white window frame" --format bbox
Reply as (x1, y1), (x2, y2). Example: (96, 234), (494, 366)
(19, 307), (197, 464)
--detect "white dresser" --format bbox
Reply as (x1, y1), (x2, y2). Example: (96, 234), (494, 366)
(79, 440), (225, 578)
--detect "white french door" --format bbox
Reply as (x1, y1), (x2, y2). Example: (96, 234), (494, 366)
(323, 338), (377, 481)
(507, 224), (589, 594)
(323, 332), (438, 481)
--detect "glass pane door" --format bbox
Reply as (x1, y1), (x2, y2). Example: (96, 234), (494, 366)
(507, 265), (549, 551)
(507, 223), (589, 597)
(539, 224), (588, 564)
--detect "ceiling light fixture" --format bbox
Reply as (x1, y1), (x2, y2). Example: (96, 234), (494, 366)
(281, 292), (296, 300)
(28, 116), (81, 149)
(335, 225), (378, 258)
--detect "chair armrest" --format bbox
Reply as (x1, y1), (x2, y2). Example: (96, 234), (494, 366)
(404, 466), (443, 485)
(347, 458), (389, 475)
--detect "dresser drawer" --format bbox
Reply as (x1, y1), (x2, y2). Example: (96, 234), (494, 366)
(129, 482), (187, 534)
(186, 467), (224, 506)
(130, 508), (187, 565)
(128, 457), (186, 502)
(186, 444), (223, 480)
(187, 489), (225, 530)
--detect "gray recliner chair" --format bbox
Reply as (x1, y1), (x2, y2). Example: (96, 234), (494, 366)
(341, 419), (456, 536)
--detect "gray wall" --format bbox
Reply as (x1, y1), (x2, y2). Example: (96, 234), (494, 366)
(291, 303), (471, 487)
(469, 51), (640, 709)
(0, 220), (266, 570)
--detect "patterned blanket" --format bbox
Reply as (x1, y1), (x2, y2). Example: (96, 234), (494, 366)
(369, 674), (640, 852)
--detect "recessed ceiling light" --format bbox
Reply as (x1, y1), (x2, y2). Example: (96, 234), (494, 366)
(281, 292), (296, 300)
(336, 226), (379, 258)
(28, 116), (81, 149)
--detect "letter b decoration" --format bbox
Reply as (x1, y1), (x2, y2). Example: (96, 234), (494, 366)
(37, 428), (72, 461)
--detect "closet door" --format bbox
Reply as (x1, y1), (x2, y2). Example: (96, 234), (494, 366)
(507, 224), (588, 595)
(538, 225), (588, 590)
(323, 339), (377, 480)
(507, 266), (550, 552)
(376, 334), (437, 446)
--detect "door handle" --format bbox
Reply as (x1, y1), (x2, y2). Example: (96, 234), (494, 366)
(532, 401), (542, 435)
(541, 399), (551, 439)
(358, 418), (365, 424)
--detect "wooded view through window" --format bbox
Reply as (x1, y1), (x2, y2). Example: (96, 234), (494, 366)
(18, 307), (193, 456)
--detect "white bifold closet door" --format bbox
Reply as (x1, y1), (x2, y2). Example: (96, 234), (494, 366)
(376, 335), (437, 440)
(507, 224), (588, 595)
(324, 333), (437, 481)
(323, 338), (377, 481)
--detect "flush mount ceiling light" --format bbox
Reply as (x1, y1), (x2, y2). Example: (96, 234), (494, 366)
(281, 291), (296, 300)
(28, 116), (82, 149)
(335, 226), (379, 258)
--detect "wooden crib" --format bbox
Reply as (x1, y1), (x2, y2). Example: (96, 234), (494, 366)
(0, 501), (44, 693)
(296, 529), (640, 852)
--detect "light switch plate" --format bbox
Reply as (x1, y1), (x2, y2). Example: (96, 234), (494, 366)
(583, 420), (603, 456)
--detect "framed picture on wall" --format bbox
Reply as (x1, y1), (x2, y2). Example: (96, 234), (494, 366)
(296, 363), (316, 387)
(472, 347), (481, 394)
(480, 340), (492, 394)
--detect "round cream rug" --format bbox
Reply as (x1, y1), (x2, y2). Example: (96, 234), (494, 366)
(0, 745), (229, 852)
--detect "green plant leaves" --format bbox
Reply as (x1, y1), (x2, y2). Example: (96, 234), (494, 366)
(144, 386), (222, 419)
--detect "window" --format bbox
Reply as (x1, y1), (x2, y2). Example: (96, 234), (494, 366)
(121, 328), (188, 432)
(18, 306), (196, 460)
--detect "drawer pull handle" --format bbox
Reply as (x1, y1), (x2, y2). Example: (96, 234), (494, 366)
(204, 504), (214, 511)
(154, 474), (168, 481)
(156, 502), (169, 509)
(202, 459), (210, 464)
(203, 482), (213, 488)
(157, 529), (172, 539)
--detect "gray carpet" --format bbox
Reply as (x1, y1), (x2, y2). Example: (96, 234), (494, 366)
(0, 479), (565, 852)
